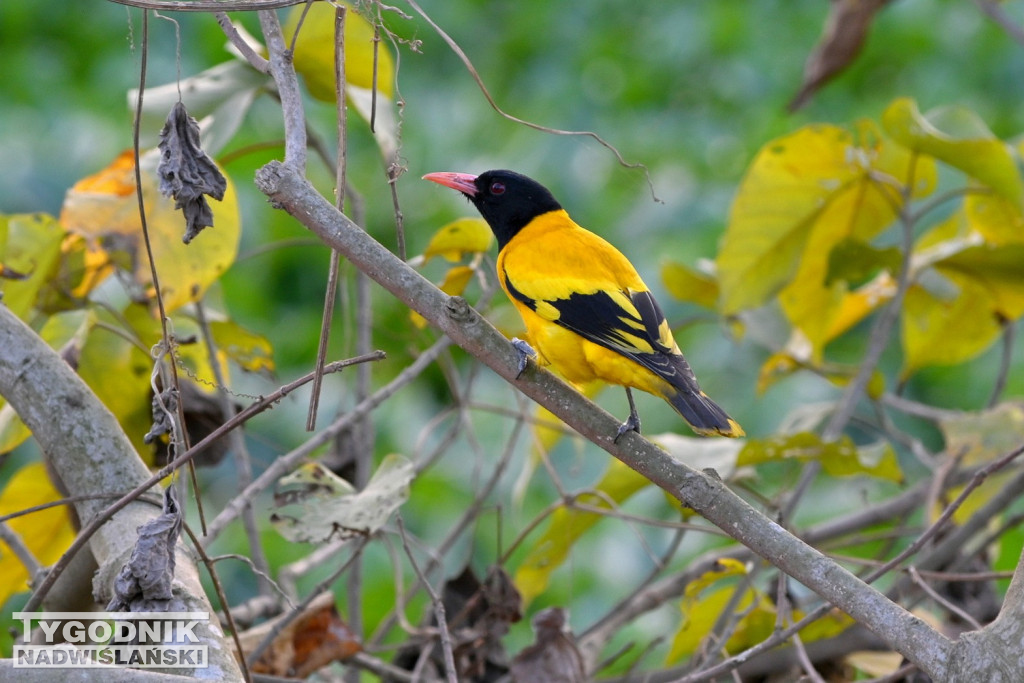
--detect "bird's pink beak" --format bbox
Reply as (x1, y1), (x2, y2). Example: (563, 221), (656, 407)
(422, 172), (479, 196)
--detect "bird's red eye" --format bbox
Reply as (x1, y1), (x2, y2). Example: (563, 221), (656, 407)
(490, 181), (506, 195)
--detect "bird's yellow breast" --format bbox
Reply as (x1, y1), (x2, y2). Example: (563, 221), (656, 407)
(496, 210), (674, 396)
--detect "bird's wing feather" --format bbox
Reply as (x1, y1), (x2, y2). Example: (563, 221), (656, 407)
(503, 268), (679, 369)
(499, 212), (690, 382)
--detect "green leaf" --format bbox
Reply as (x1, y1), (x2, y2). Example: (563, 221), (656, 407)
(901, 279), (1002, 379)
(882, 98), (1024, 206)
(825, 238), (902, 287)
(514, 459), (649, 606)
(738, 432), (902, 482)
(0, 213), (65, 319)
(661, 260), (719, 309)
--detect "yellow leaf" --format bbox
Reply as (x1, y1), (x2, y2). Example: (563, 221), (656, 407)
(964, 193), (1024, 246)
(718, 124), (910, 316)
(60, 150), (240, 315)
(514, 459), (649, 606)
(824, 271), (897, 341)
(78, 309), (156, 461)
(882, 98), (1024, 206)
(0, 463), (76, 607)
(738, 432), (902, 482)
(661, 260), (719, 309)
(283, 1), (395, 102)
(422, 218), (493, 263)
(667, 561), (775, 663)
(846, 651), (904, 678)
(934, 244), (1024, 320)
(901, 279), (1002, 379)
(209, 320), (275, 374)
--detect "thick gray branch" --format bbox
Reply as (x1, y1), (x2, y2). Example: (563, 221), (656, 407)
(0, 305), (242, 679)
(254, 160), (954, 679)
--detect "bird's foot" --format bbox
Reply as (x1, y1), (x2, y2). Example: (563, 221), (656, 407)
(614, 412), (641, 443)
(511, 337), (537, 379)
(614, 388), (642, 443)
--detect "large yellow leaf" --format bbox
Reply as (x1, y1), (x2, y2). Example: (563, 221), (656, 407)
(901, 279), (1003, 379)
(60, 150), (240, 315)
(738, 432), (902, 482)
(964, 193), (1024, 246)
(283, 1), (395, 101)
(0, 463), (76, 607)
(420, 218), (493, 264)
(661, 260), (719, 310)
(77, 310), (155, 460)
(934, 244), (1024, 320)
(283, 1), (399, 160)
(882, 98), (1024, 206)
(718, 123), (925, 316)
(514, 459), (649, 606)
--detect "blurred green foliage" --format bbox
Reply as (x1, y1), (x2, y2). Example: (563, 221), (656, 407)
(3, 0), (1024, 674)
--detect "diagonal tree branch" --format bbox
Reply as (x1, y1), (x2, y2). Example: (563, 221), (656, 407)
(253, 160), (954, 679)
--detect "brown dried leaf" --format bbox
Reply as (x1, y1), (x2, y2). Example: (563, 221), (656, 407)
(789, 0), (892, 111)
(509, 607), (586, 683)
(241, 593), (361, 677)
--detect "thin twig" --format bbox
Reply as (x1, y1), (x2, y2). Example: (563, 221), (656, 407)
(109, 0), (305, 9)
(203, 339), (446, 542)
(908, 567), (983, 630)
(987, 317), (1016, 408)
(215, 12), (269, 72)
(22, 351), (384, 613)
(182, 523), (253, 683)
(195, 300), (274, 595)
(397, 517), (458, 683)
(0, 521), (42, 579)
(245, 538), (370, 667)
(402, 0), (662, 202)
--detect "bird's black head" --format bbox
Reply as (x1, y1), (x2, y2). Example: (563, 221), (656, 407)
(423, 169), (563, 248)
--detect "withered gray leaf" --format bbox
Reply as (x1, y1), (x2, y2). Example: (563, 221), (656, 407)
(509, 607), (586, 683)
(106, 485), (184, 613)
(144, 386), (178, 445)
(157, 101), (227, 244)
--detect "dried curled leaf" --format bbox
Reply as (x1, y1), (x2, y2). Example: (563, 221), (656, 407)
(789, 0), (891, 111)
(240, 593), (362, 677)
(510, 607), (585, 683)
(106, 486), (184, 613)
(270, 456), (413, 542)
(157, 102), (227, 244)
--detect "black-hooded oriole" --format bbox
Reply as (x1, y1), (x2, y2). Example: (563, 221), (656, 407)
(424, 169), (743, 439)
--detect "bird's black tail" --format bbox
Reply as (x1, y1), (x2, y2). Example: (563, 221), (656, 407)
(665, 387), (744, 438)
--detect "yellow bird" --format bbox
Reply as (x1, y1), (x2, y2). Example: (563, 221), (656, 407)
(424, 170), (743, 440)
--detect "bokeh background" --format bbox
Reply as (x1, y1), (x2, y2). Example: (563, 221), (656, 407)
(3, 0), (1024, 669)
